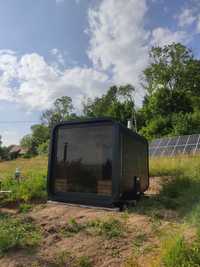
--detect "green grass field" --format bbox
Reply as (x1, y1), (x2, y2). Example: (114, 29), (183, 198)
(0, 154), (200, 266)
(149, 155), (200, 267)
(0, 156), (47, 204)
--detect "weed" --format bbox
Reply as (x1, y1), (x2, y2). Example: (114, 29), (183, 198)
(54, 250), (72, 266)
(123, 257), (140, 267)
(133, 232), (148, 248)
(0, 215), (41, 254)
(19, 203), (32, 213)
(61, 217), (85, 237)
(76, 256), (92, 267)
(88, 217), (124, 239)
(54, 251), (92, 267)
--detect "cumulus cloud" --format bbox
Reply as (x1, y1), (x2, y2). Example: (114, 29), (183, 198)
(1, 0), (151, 110)
(87, 0), (149, 89)
(176, 3), (200, 34)
(0, 51), (110, 111)
(177, 8), (196, 27)
(50, 48), (67, 68)
(151, 27), (190, 46)
(0, 0), (196, 113)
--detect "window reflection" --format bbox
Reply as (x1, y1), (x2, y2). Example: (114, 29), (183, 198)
(53, 124), (113, 195)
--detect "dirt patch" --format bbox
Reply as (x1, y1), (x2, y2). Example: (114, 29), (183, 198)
(147, 176), (173, 196)
(0, 202), (158, 267)
(0, 176), (186, 267)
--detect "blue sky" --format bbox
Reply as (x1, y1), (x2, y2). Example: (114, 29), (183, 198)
(0, 0), (200, 145)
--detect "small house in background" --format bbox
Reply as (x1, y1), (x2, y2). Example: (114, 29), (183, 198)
(9, 145), (27, 159)
(48, 118), (149, 208)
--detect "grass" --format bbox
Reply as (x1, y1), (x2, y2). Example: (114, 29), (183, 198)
(61, 217), (86, 237)
(61, 216), (125, 240)
(133, 155), (200, 219)
(0, 156), (48, 205)
(148, 154), (200, 267)
(19, 203), (33, 213)
(149, 154), (200, 178)
(1, 154), (200, 266)
(132, 232), (148, 249)
(155, 233), (200, 267)
(54, 250), (92, 267)
(0, 214), (41, 254)
(88, 217), (125, 239)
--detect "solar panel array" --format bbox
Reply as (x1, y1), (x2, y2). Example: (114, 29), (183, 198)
(149, 134), (200, 157)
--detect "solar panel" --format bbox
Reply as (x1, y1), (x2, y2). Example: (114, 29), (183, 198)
(184, 145), (196, 154)
(168, 137), (178, 146)
(163, 147), (174, 156)
(173, 146), (185, 155)
(160, 138), (170, 146)
(149, 133), (200, 157)
(177, 135), (188, 145)
(196, 143), (200, 153)
(188, 134), (199, 145)
(150, 139), (160, 147)
(153, 147), (165, 157)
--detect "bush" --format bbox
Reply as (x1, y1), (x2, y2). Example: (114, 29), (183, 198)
(1, 173), (47, 204)
(37, 140), (49, 156)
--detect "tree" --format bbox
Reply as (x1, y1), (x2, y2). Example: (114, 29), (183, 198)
(139, 43), (200, 139)
(83, 85), (136, 127)
(0, 136), (9, 161)
(20, 124), (49, 156)
(41, 96), (77, 129)
(31, 124), (49, 148)
(20, 134), (35, 155)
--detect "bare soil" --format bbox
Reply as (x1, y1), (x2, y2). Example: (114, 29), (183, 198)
(0, 177), (185, 267)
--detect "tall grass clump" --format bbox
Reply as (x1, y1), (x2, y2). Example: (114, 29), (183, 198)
(149, 155), (200, 266)
(150, 154), (200, 178)
(156, 233), (200, 267)
(148, 155), (200, 216)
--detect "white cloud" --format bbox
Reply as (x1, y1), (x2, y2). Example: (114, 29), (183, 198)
(1, 130), (21, 146)
(196, 16), (200, 33)
(151, 27), (190, 47)
(177, 8), (196, 27)
(176, 3), (200, 34)
(0, 51), (110, 111)
(50, 48), (65, 67)
(0, 0), (197, 115)
(87, 0), (150, 90)
(0, 0), (151, 110)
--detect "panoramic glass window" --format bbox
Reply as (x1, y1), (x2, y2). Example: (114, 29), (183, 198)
(53, 124), (113, 196)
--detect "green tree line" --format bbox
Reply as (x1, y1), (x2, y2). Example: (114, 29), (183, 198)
(1, 42), (200, 159)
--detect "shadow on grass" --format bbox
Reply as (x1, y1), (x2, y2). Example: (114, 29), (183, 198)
(131, 175), (200, 222)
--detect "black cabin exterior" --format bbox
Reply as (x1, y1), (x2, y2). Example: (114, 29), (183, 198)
(47, 118), (149, 207)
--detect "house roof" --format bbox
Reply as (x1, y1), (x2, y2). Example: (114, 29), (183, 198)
(9, 145), (21, 153)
